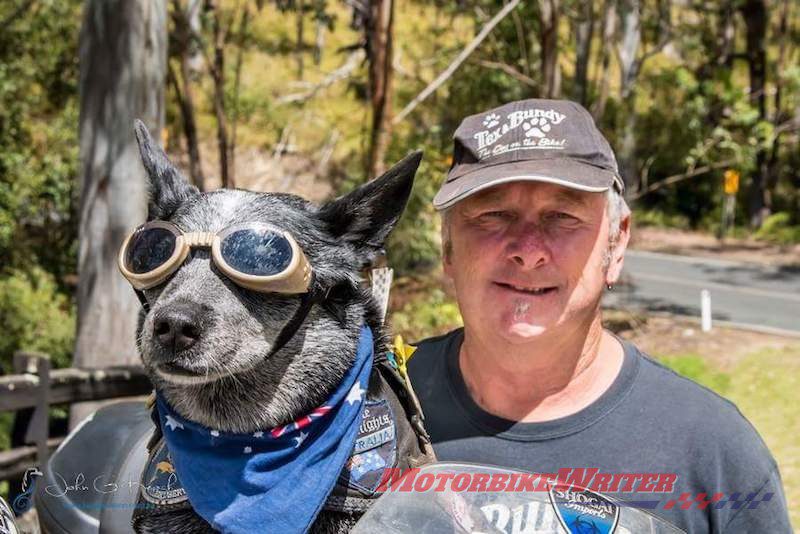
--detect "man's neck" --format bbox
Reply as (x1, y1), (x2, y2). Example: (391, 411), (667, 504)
(458, 313), (624, 422)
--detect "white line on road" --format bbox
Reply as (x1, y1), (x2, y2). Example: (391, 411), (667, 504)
(628, 271), (800, 303)
(627, 249), (783, 270)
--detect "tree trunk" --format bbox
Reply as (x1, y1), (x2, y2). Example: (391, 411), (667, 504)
(211, 0), (233, 188)
(170, 0), (205, 190)
(72, 0), (167, 428)
(572, 0), (594, 106)
(296, 0), (304, 79)
(537, 0), (560, 98)
(766, 0), (791, 202)
(739, 0), (769, 227)
(230, 5), (251, 182)
(591, 0), (616, 120)
(616, 0), (642, 193)
(366, 0), (394, 178)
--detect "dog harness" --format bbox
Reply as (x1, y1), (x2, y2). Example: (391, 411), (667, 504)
(132, 331), (434, 532)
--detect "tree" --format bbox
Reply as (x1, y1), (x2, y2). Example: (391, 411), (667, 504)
(71, 0), (167, 427)
(365, 0), (395, 178)
(538, 0), (561, 98)
(739, 0), (769, 227)
(169, 0), (206, 190)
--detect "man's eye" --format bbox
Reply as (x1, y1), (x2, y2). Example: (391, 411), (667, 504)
(480, 211), (512, 220)
(548, 212), (580, 222)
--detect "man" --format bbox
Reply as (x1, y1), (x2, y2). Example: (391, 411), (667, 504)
(407, 99), (791, 533)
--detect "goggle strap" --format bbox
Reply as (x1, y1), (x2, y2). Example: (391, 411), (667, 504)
(268, 277), (327, 358)
(134, 288), (151, 313)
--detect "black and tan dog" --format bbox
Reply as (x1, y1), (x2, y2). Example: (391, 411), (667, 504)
(124, 122), (433, 533)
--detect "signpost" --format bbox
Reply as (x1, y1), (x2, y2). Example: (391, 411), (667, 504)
(719, 170), (739, 240)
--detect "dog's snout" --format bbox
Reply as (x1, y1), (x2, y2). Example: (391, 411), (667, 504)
(153, 303), (205, 356)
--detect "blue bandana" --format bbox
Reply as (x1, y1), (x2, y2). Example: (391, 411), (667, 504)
(155, 326), (374, 534)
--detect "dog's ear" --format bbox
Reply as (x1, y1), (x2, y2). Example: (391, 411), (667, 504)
(319, 151), (423, 263)
(134, 119), (199, 220)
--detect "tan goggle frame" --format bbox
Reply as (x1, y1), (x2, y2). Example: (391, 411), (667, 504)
(118, 221), (312, 294)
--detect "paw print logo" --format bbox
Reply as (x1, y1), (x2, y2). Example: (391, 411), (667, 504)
(482, 113), (500, 128)
(522, 117), (552, 138)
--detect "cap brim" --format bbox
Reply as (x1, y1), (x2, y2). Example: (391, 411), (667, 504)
(433, 159), (621, 210)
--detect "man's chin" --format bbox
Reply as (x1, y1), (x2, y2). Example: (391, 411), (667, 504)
(495, 321), (557, 344)
(508, 323), (548, 337)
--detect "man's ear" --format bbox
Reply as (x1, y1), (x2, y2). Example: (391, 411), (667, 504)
(134, 119), (199, 220)
(606, 213), (631, 285)
(318, 151), (423, 264)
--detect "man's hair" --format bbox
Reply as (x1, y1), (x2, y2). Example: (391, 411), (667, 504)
(440, 188), (630, 267)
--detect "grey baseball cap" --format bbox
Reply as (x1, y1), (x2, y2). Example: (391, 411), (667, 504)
(433, 98), (624, 210)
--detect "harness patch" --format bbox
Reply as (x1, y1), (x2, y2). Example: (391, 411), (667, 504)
(140, 439), (189, 506)
(343, 399), (397, 493)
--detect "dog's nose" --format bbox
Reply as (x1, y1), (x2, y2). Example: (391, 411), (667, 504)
(153, 303), (204, 355)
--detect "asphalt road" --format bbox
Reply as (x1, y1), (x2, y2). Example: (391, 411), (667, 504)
(604, 250), (800, 334)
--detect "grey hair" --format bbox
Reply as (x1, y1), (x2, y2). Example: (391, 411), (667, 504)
(440, 188), (630, 264)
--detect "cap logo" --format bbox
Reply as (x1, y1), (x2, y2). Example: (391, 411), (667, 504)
(474, 107), (567, 159)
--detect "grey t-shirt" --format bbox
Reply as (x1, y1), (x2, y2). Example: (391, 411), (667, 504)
(407, 328), (792, 533)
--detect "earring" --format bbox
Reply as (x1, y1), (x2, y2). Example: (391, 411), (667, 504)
(606, 283), (614, 291)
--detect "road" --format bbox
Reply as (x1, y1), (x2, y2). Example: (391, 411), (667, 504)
(604, 250), (800, 334)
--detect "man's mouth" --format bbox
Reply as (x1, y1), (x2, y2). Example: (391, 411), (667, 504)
(494, 282), (558, 295)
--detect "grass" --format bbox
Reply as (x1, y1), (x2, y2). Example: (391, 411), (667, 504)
(656, 347), (800, 529)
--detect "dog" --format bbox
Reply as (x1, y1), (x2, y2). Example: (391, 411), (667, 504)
(125, 121), (432, 533)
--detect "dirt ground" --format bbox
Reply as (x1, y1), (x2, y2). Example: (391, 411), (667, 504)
(604, 309), (799, 370)
(630, 226), (800, 267)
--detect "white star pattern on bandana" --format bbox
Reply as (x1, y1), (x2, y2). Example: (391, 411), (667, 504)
(293, 431), (308, 449)
(243, 446), (253, 454)
(253, 431), (264, 438)
(210, 430), (220, 437)
(346, 382), (365, 405)
(165, 415), (184, 431)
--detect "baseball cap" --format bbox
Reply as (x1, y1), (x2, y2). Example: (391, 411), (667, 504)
(433, 99), (624, 210)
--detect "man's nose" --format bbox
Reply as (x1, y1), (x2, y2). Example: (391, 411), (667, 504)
(506, 225), (551, 268)
(152, 302), (207, 357)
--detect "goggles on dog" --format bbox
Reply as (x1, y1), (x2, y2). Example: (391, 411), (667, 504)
(118, 221), (312, 294)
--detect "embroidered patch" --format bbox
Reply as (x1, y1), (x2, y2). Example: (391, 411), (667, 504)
(140, 440), (188, 506)
(343, 399), (396, 493)
(549, 485), (619, 534)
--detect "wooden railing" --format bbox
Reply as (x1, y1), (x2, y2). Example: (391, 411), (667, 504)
(0, 352), (152, 482)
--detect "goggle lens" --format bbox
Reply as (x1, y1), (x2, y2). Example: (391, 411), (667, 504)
(125, 227), (177, 274)
(219, 228), (293, 277)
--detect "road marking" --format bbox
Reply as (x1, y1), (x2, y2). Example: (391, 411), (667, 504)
(634, 310), (800, 338)
(627, 249), (784, 271)
(628, 271), (800, 303)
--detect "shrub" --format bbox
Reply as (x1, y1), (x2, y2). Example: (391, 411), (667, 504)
(0, 268), (75, 372)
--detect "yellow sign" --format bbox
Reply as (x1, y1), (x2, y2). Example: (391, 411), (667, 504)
(724, 170), (740, 195)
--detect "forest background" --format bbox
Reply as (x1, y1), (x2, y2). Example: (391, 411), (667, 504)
(0, 0), (798, 524)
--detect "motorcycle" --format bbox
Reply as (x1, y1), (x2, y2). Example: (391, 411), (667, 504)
(28, 401), (684, 534)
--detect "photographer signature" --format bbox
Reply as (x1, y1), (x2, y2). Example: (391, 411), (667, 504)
(44, 471), (178, 498)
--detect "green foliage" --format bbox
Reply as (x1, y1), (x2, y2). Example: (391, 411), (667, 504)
(0, 0), (81, 285)
(755, 212), (800, 245)
(390, 287), (462, 342)
(659, 353), (731, 395)
(632, 207), (691, 230)
(0, 268), (75, 372)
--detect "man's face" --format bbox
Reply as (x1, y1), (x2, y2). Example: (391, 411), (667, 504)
(443, 181), (628, 344)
